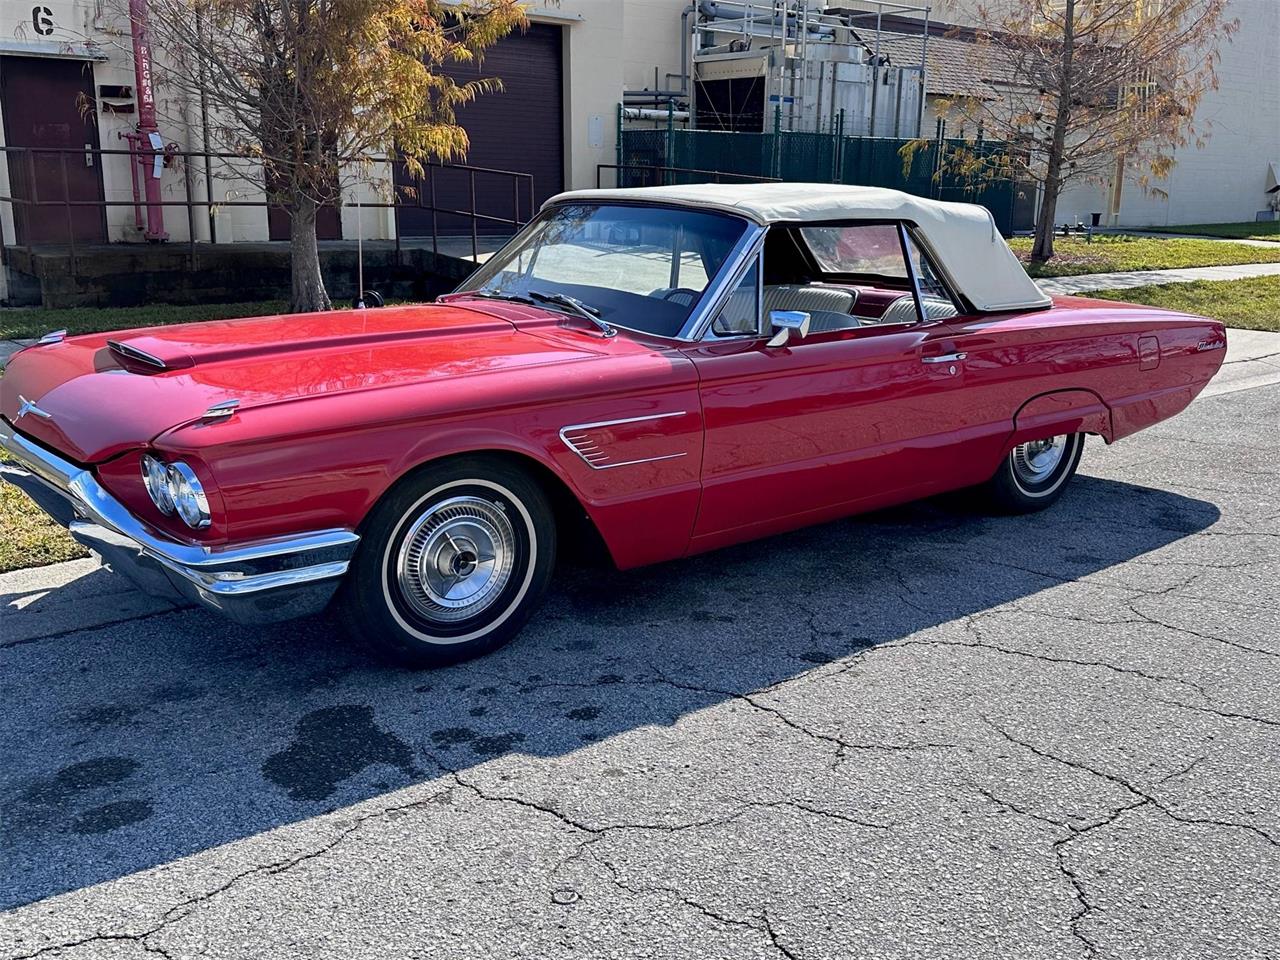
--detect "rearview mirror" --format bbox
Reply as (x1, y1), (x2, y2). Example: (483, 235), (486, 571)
(766, 310), (810, 348)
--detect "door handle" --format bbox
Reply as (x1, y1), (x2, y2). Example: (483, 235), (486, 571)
(921, 352), (966, 364)
(85, 144), (94, 168)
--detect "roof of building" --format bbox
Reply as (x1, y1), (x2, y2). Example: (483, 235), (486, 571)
(864, 29), (1007, 100)
(546, 183), (1050, 312)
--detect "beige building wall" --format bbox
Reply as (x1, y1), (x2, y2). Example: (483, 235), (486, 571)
(1056, 0), (1279, 228)
(892, 0), (1280, 228)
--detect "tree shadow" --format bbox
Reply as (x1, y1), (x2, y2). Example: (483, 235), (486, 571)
(0, 475), (1219, 910)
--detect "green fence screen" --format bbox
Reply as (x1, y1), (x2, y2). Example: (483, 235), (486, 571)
(619, 127), (1028, 236)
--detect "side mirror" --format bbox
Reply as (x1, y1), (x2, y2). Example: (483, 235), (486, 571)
(766, 310), (810, 348)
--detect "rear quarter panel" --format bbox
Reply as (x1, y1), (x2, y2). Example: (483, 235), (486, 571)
(944, 296), (1225, 471)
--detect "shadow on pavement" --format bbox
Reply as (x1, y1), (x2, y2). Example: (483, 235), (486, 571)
(0, 475), (1219, 909)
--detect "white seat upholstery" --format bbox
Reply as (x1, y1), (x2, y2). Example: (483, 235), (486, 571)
(878, 294), (960, 325)
(763, 284), (861, 333)
(763, 284), (857, 316)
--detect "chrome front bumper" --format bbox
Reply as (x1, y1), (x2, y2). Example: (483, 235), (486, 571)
(0, 419), (359, 624)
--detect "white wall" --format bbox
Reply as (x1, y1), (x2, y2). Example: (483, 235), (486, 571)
(1058, 0), (1279, 227)
(929, 0), (1279, 228)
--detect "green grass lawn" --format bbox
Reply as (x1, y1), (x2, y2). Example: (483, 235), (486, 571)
(1, 300), (287, 341)
(1141, 221), (1280, 243)
(1089, 274), (1280, 334)
(1010, 234), (1280, 277)
(0, 465), (89, 573)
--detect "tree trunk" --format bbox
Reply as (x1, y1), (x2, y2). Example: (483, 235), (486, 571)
(1031, 171), (1062, 262)
(289, 195), (332, 313)
(1030, 0), (1077, 264)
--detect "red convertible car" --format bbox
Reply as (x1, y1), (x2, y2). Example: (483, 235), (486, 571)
(1, 184), (1226, 665)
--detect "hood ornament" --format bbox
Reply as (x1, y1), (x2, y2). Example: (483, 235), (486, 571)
(38, 329), (67, 345)
(15, 395), (53, 420)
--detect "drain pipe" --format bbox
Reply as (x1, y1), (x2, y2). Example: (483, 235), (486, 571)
(125, 0), (168, 241)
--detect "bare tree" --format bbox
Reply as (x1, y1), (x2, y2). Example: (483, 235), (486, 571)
(124, 0), (526, 310)
(923, 0), (1236, 260)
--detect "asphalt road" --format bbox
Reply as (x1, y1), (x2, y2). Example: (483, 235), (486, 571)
(2, 382), (1277, 960)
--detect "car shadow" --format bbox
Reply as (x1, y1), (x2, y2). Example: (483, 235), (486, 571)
(0, 475), (1220, 910)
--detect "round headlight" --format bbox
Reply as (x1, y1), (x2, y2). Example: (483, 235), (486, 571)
(141, 454), (175, 515)
(165, 461), (211, 529)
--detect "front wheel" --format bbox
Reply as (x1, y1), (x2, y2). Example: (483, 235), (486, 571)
(336, 457), (556, 667)
(985, 433), (1085, 513)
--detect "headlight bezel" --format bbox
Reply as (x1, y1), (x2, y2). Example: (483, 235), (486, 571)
(140, 454), (212, 529)
(141, 454), (176, 516)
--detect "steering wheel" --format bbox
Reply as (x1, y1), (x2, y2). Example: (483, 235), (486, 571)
(659, 287), (701, 305)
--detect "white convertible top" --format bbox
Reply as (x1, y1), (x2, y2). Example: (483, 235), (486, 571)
(546, 183), (1051, 312)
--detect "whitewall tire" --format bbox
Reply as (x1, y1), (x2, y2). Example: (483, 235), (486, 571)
(336, 457), (556, 667)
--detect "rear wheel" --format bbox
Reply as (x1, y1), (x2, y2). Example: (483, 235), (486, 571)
(336, 457), (556, 667)
(985, 433), (1084, 513)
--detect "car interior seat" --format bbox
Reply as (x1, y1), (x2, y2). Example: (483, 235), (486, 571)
(877, 294), (960, 325)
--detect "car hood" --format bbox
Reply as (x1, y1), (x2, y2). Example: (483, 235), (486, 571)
(0, 302), (612, 463)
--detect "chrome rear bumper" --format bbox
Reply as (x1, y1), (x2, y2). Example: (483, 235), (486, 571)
(0, 419), (359, 624)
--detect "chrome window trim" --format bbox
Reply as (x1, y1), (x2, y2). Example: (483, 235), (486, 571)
(559, 411), (689, 470)
(897, 222), (929, 325)
(678, 222), (768, 342)
(903, 224), (966, 317)
(699, 249), (767, 342)
(689, 227), (770, 342)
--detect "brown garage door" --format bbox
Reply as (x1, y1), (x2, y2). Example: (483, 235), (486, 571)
(397, 22), (564, 237)
(0, 56), (107, 245)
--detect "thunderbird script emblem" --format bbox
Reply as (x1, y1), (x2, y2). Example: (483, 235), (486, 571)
(15, 395), (52, 420)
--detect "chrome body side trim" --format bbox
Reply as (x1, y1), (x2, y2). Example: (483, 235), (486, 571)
(559, 411), (689, 470)
(0, 418), (358, 624)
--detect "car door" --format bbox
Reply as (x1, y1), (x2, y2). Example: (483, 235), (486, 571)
(681, 231), (976, 552)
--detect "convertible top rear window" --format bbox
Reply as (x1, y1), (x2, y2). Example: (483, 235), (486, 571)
(455, 203), (750, 338)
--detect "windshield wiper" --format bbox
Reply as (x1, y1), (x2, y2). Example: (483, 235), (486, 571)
(528, 290), (617, 338)
(463, 290), (537, 306)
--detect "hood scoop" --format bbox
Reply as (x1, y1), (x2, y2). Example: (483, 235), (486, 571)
(107, 336), (194, 372)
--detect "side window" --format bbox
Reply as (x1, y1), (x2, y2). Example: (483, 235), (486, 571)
(799, 222), (958, 324)
(711, 257), (761, 337)
(801, 223), (905, 276)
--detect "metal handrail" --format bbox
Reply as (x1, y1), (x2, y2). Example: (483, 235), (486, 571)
(0, 145), (536, 277)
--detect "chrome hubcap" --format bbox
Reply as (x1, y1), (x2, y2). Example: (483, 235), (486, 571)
(1011, 435), (1068, 485)
(396, 496), (516, 623)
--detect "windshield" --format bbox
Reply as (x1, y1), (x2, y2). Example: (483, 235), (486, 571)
(454, 203), (751, 338)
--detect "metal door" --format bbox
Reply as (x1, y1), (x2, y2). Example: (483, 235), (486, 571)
(0, 56), (107, 245)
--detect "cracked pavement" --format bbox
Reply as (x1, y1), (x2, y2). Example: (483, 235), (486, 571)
(2, 383), (1278, 959)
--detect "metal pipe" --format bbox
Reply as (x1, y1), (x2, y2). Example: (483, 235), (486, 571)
(622, 107), (691, 121)
(128, 0), (168, 240)
(917, 4), (930, 140)
(870, 3), (882, 137)
(195, 6), (216, 243)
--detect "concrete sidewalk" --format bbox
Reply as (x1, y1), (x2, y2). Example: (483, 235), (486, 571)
(1103, 228), (1279, 250)
(1037, 261), (1280, 295)
(1203, 327), (1280, 398)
